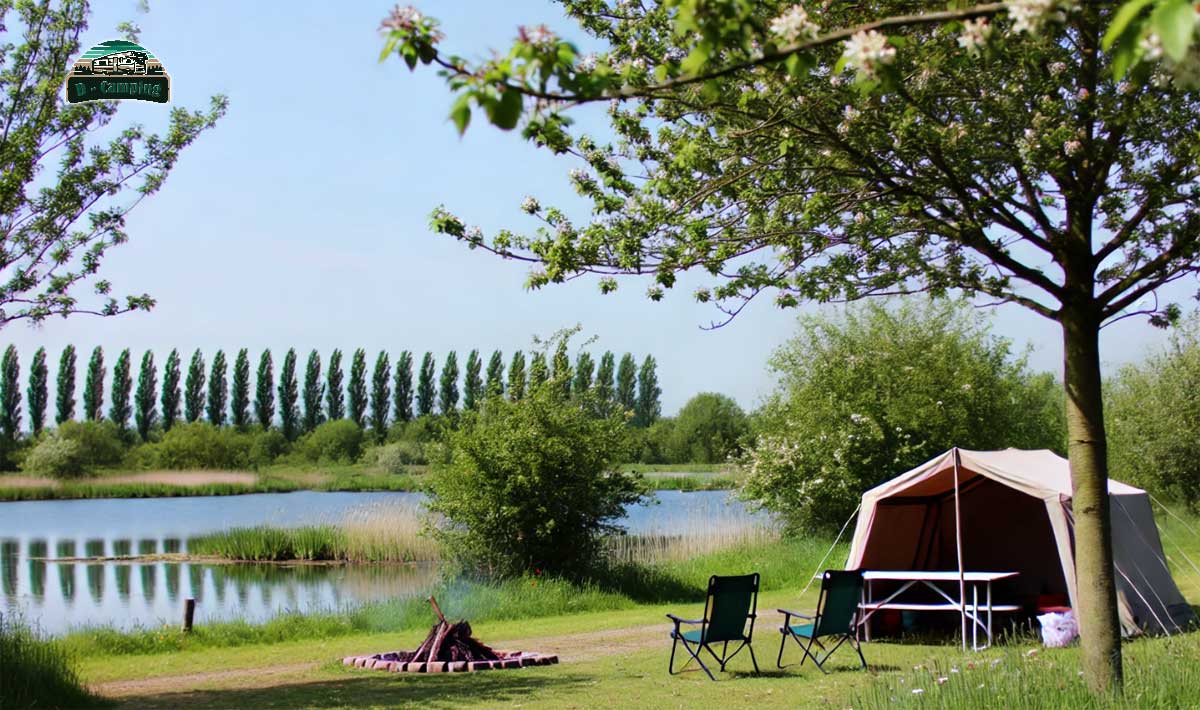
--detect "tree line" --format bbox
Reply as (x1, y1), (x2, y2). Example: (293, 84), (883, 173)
(0, 344), (663, 442)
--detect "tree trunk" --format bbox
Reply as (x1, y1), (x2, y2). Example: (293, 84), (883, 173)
(1061, 302), (1122, 693)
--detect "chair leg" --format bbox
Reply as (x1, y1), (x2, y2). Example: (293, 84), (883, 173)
(806, 636), (830, 674)
(746, 642), (760, 674)
(670, 635), (716, 681)
(850, 636), (867, 670)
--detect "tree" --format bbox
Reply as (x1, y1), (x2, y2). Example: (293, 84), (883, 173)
(0, 1), (226, 327)
(109, 349), (132, 431)
(428, 383), (648, 578)
(670, 393), (748, 464)
(278, 349), (300, 440)
(742, 300), (1065, 532)
(348, 348), (368, 427)
(302, 350), (324, 432)
(183, 350), (205, 424)
(438, 351), (460, 415)
(573, 352), (595, 397)
(634, 356), (661, 428)
(254, 350), (275, 430)
(161, 349), (181, 431)
(206, 351), (228, 426)
(595, 351), (616, 406)
(528, 352), (548, 391)
(27, 347), (47, 435)
(370, 351), (391, 442)
(463, 349), (483, 410)
(507, 351), (526, 401)
(393, 351), (414, 423)
(230, 349), (250, 428)
(0, 346), (20, 440)
(485, 350), (505, 398)
(55, 345), (77, 425)
(550, 341), (572, 399)
(83, 347), (105, 422)
(134, 351), (157, 441)
(416, 352), (436, 417)
(615, 354), (637, 416)
(325, 349), (345, 421)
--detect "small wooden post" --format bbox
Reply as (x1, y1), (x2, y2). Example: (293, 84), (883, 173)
(182, 598), (195, 633)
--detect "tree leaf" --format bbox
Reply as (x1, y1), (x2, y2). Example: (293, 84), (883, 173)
(450, 94), (472, 135)
(1152, 0), (1196, 62)
(1102, 0), (1155, 50)
(490, 88), (523, 131)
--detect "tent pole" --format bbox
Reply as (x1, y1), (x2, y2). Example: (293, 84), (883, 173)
(954, 448), (967, 652)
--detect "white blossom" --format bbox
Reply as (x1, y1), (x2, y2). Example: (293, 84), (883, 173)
(957, 18), (992, 56)
(1006, 0), (1067, 35)
(465, 225), (483, 242)
(379, 5), (423, 32)
(520, 196), (540, 214)
(1048, 61), (1067, 76)
(577, 53), (599, 72)
(1063, 139), (1083, 156)
(770, 4), (820, 44)
(1139, 32), (1164, 62)
(841, 30), (895, 79)
(519, 24), (558, 50)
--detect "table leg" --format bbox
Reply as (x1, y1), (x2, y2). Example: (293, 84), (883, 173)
(864, 579), (872, 643)
(972, 584), (979, 650)
(987, 582), (993, 648)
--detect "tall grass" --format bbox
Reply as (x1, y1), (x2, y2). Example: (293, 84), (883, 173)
(606, 509), (779, 565)
(0, 613), (104, 709)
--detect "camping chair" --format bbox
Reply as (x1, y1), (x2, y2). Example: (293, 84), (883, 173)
(667, 573), (761, 680)
(777, 570), (867, 673)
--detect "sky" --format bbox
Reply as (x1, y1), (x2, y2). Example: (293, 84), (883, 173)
(3, 0), (1192, 417)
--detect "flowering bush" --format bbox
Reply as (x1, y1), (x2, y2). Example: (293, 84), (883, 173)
(20, 433), (86, 479)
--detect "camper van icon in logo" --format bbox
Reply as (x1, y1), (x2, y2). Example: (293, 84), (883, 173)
(65, 40), (170, 104)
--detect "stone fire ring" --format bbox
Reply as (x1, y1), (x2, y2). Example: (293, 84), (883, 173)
(342, 650), (558, 673)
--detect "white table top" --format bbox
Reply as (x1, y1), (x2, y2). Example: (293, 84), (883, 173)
(861, 570), (1019, 582)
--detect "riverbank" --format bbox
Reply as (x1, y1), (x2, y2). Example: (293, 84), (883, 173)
(0, 465), (735, 501)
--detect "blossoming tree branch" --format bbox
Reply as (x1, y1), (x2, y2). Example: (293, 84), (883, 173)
(378, 0), (1200, 695)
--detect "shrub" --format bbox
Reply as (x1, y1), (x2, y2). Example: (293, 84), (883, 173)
(299, 419), (364, 464)
(368, 441), (424, 473)
(629, 418), (675, 464)
(248, 428), (289, 468)
(146, 422), (252, 469)
(668, 393), (749, 464)
(428, 387), (649, 578)
(387, 414), (444, 444)
(56, 420), (127, 467)
(0, 614), (101, 709)
(20, 433), (86, 478)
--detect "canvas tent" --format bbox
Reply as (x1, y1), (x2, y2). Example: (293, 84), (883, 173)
(845, 448), (1195, 636)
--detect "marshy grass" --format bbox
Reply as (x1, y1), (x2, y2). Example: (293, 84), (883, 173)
(0, 613), (105, 709)
(606, 509), (779, 565)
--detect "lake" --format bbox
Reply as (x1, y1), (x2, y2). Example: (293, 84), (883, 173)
(0, 489), (762, 635)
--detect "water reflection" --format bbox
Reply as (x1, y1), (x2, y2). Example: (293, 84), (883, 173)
(56, 540), (76, 602)
(28, 540), (46, 599)
(85, 540), (104, 602)
(2, 539), (17, 598)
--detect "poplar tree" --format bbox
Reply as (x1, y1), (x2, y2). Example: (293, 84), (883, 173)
(370, 351), (390, 441)
(0, 346), (20, 440)
(134, 351), (157, 440)
(109, 349), (132, 431)
(438, 351), (459, 415)
(635, 355), (661, 428)
(463, 349), (483, 410)
(83, 347), (105, 422)
(393, 351), (414, 423)
(485, 350), (504, 398)
(230, 349), (250, 428)
(278, 349), (300, 440)
(616, 353), (637, 416)
(254, 350), (275, 430)
(184, 350), (206, 424)
(573, 352), (594, 398)
(528, 352), (548, 392)
(161, 349), (181, 431)
(55, 345), (77, 425)
(207, 350), (228, 426)
(325, 349), (345, 420)
(595, 351), (616, 405)
(302, 350), (324, 432)
(348, 348), (368, 427)
(27, 347), (47, 435)
(416, 352), (436, 417)
(507, 350), (526, 401)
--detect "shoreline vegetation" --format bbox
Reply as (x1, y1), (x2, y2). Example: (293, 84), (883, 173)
(0, 463), (737, 501)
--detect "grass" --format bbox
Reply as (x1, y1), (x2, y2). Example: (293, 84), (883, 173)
(0, 613), (107, 709)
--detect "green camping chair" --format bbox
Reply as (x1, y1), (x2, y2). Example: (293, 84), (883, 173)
(777, 570), (867, 673)
(667, 573), (761, 680)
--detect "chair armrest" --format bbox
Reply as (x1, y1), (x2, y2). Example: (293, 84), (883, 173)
(778, 608), (815, 620)
(666, 613), (704, 626)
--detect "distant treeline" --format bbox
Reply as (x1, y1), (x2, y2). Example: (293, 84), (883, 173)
(0, 344), (663, 442)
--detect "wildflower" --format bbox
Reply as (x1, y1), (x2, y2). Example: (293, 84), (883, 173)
(912, 688), (925, 695)
(936, 676), (949, 685)
(957, 18), (992, 56)
(519, 24), (558, 50)
(1026, 648), (1039, 657)
(841, 30), (895, 79)
(770, 4), (820, 44)
(520, 196), (540, 214)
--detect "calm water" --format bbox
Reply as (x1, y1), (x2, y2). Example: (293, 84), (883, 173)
(0, 489), (757, 635)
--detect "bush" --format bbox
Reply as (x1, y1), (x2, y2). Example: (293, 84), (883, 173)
(368, 441), (424, 473)
(428, 387), (649, 579)
(56, 420), (127, 467)
(248, 428), (289, 468)
(299, 419), (363, 464)
(668, 393), (749, 464)
(387, 415), (444, 444)
(741, 299), (1066, 533)
(628, 419), (675, 464)
(0, 614), (101, 709)
(140, 422), (253, 470)
(20, 433), (86, 478)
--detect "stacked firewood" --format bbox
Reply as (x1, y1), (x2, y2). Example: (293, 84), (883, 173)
(390, 596), (500, 664)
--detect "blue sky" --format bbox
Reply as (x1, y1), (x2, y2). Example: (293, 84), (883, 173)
(3, 0), (1188, 416)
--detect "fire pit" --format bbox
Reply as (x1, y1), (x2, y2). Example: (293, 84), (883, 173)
(342, 596), (558, 673)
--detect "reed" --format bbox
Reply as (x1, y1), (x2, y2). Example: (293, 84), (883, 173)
(605, 511), (779, 566)
(0, 613), (104, 708)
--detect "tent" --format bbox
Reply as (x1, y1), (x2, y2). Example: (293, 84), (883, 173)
(845, 448), (1195, 636)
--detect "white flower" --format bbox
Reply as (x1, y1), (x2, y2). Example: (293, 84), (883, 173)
(1048, 61), (1067, 76)
(555, 219), (574, 237)
(465, 225), (483, 242)
(936, 676), (949, 685)
(577, 53), (598, 72)
(854, 212), (867, 225)
(519, 24), (558, 50)
(1063, 139), (1083, 157)
(770, 4), (820, 44)
(849, 413), (867, 425)
(912, 688), (925, 695)
(380, 5), (423, 32)
(1006, 0), (1067, 35)
(1139, 32), (1164, 62)
(569, 168), (589, 183)
(957, 18), (992, 56)
(520, 196), (540, 214)
(841, 30), (895, 79)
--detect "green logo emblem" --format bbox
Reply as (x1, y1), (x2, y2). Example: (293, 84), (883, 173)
(65, 40), (170, 104)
